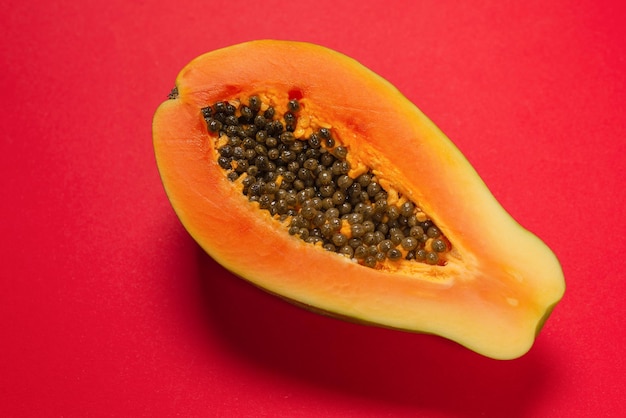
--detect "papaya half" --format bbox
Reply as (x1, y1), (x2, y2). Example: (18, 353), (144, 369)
(153, 40), (565, 360)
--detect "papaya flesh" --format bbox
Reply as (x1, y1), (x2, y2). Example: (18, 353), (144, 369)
(153, 40), (565, 360)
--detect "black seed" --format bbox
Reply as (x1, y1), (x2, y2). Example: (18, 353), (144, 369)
(427, 226), (441, 238)
(248, 96), (261, 112)
(290, 141), (304, 153)
(254, 144), (267, 156)
(377, 223), (389, 236)
(242, 137), (255, 149)
(224, 115), (238, 126)
(327, 217), (342, 231)
(284, 112), (296, 125)
(325, 207), (340, 218)
(297, 168), (311, 181)
(319, 184), (335, 198)
(242, 175), (255, 190)
(367, 245), (379, 256)
(389, 227), (404, 242)
(346, 213), (364, 225)
(254, 115), (267, 129)
(426, 252), (439, 265)
(373, 231), (385, 244)
(235, 159), (249, 173)
(364, 256), (377, 268)
(308, 133), (321, 148)
(218, 156), (231, 169)
(322, 197), (335, 210)
(242, 125), (257, 138)
(357, 174), (372, 188)
(213, 112), (226, 123)
(414, 249), (427, 261)
(268, 148), (280, 160)
(378, 239), (394, 253)
(432, 238), (447, 253)
(201, 106), (213, 118)
(288, 99), (300, 112)
(248, 181), (264, 196)
(409, 225), (425, 239)
(302, 158), (317, 171)
(337, 175), (353, 190)
(255, 130), (267, 144)
(208, 119), (222, 132)
(225, 125), (241, 137)
(348, 238), (362, 249)
(387, 248), (402, 261)
(333, 146), (347, 160)
(266, 136), (278, 148)
(332, 233), (348, 247)
(339, 245), (354, 257)
(367, 182), (382, 197)
(362, 220), (375, 233)
(255, 155), (270, 171)
(320, 153), (335, 167)
(354, 245), (368, 259)
(271, 121), (285, 136)
(362, 232), (376, 245)
(317, 170), (333, 185)
(280, 132), (295, 145)
(265, 181), (279, 194)
(219, 145), (233, 157)
(312, 213), (326, 227)
(331, 160), (349, 175)
(280, 150), (296, 164)
(264, 107), (275, 119)
(215, 101), (227, 113)
(258, 194), (272, 209)
(351, 224), (365, 238)
(336, 199), (350, 212)
(246, 166), (258, 178)
(225, 103), (236, 115)
(401, 236), (418, 251)
(386, 206), (400, 220)
(240, 105), (254, 122)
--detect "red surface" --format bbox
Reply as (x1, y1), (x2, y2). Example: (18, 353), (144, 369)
(1, 1), (625, 417)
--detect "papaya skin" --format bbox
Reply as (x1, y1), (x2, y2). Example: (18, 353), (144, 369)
(153, 40), (565, 360)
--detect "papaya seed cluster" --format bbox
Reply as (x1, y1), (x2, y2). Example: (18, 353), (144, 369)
(201, 95), (449, 268)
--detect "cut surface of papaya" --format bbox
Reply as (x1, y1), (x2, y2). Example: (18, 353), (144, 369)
(153, 40), (565, 360)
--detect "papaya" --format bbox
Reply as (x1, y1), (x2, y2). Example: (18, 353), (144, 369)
(153, 40), (565, 360)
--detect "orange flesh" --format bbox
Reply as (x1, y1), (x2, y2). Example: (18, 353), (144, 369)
(153, 40), (565, 359)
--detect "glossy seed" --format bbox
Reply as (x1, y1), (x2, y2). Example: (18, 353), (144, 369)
(332, 233), (348, 247)
(401, 236), (418, 251)
(288, 99), (300, 112)
(426, 252), (439, 265)
(432, 238), (447, 253)
(387, 248), (402, 260)
(427, 226), (441, 238)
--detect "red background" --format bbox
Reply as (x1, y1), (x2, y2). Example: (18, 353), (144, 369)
(2, 1), (625, 417)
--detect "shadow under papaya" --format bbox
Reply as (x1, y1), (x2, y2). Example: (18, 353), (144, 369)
(196, 248), (555, 417)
